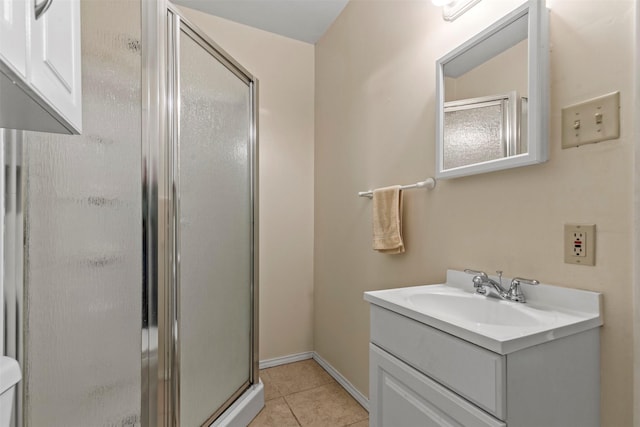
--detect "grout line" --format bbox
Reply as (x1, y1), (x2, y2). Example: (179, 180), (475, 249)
(259, 353), (369, 410)
(345, 418), (369, 427)
(259, 357), (369, 426)
(346, 413), (370, 426)
(283, 393), (303, 427)
(283, 381), (369, 427)
(261, 359), (334, 398)
(278, 380), (332, 399)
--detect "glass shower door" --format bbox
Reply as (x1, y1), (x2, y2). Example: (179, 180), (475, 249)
(170, 14), (257, 426)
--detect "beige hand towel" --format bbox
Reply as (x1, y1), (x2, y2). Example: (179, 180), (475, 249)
(372, 185), (405, 254)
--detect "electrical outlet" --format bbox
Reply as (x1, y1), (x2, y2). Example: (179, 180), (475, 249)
(564, 224), (596, 266)
(572, 230), (586, 257)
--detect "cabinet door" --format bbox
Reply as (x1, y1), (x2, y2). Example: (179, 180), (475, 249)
(371, 306), (506, 418)
(370, 344), (505, 427)
(30, 0), (82, 132)
(0, 0), (28, 78)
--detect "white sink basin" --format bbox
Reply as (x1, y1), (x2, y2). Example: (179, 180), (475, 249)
(364, 270), (602, 354)
(407, 289), (544, 327)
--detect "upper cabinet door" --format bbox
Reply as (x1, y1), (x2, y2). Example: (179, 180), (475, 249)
(0, 0), (28, 79)
(30, 0), (82, 133)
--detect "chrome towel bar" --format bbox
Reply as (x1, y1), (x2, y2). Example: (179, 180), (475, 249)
(358, 178), (436, 198)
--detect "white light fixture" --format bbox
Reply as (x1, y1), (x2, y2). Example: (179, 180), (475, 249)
(432, 0), (482, 21)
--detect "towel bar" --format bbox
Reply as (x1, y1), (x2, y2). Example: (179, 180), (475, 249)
(358, 178), (436, 198)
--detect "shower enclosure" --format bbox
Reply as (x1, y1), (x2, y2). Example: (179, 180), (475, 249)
(159, 6), (261, 426)
(3, 0), (261, 426)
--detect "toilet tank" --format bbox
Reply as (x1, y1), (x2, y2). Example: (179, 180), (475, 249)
(0, 357), (21, 427)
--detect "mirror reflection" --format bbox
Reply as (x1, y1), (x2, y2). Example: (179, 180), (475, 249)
(443, 14), (527, 170)
(436, 0), (548, 180)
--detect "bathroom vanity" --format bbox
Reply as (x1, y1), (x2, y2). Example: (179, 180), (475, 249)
(364, 270), (602, 427)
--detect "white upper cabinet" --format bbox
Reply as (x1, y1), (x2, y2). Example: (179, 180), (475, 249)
(30, 0), (82, 131)
(0, 0), (28, 79)
(0, 0), (82, 134)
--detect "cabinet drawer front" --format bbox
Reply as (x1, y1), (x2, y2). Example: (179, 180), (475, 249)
(371, 306), (506, 419)
(370, 344), (506, 427)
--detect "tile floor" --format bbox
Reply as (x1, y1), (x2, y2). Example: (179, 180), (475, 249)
(249, 359), (369, 427)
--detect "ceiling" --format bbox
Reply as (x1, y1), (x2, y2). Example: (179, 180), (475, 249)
(171, 0), (350, 44)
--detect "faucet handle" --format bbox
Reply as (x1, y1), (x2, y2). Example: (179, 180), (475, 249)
(464, 269), (487, 278)
(507, 277), (539, 303)
(511, 277), (539, 286)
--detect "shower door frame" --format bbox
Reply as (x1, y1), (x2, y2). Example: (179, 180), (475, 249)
(142, 3), (260, 426)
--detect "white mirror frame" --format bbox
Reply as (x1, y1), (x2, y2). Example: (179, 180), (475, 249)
(435, 0), (549, 180)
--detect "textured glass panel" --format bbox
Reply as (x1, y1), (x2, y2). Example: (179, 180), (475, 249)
(22, 1), (142, 426)
(443, 104), (505, 170)
(178, 29), (252, 426)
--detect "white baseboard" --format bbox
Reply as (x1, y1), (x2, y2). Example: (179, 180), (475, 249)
(259, 351), (314, 369)
(312, 352), (369, 412)
(259, 351), (369, 412)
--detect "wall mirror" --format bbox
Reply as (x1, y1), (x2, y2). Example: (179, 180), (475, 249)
(435, 0), (548, 179)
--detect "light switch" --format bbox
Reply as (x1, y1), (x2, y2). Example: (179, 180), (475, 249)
(561, 92), (620, 149)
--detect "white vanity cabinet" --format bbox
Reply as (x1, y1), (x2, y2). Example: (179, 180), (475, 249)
(370, 344), (505, 427)
(0, 0), (82, 134)
(369, 305), (600, 427)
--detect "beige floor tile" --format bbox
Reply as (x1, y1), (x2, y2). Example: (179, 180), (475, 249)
(248, 397), (300, 427)
(285, 382), (368, 427)
(260, 370), (282, 401)
(347, 420), (369, 427)
(265, 359), (335, 395)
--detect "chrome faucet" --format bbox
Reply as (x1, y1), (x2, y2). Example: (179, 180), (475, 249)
(464, 269), (539, 303)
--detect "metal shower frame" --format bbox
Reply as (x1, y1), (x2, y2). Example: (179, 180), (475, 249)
(141, 2), (260, 426)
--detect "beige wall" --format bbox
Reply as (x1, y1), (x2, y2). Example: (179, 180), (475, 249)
(314, 1), (635, 426)
(178, 7), (316, 360)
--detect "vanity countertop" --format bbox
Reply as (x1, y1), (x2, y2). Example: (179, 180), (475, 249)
(364, 270), (602, 354)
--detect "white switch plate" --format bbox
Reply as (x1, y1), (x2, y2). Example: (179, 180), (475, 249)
(564, 224), (595, 266)
(561, 92), (620, 149)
